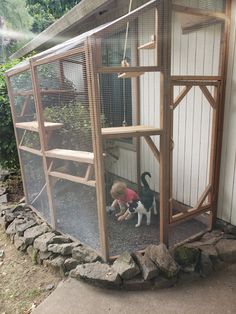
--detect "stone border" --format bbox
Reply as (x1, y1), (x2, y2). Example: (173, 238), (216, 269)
(0, 202), (236, 290)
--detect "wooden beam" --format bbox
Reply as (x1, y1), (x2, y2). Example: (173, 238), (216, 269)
(199, 85), (217, 109)
(172, 86), (192, 109)
(159, 0), (172, 245)
(209, 0), (232, 229)
(101, 125), (162, 139)
(32, 46), (85, 67)
(144, 136), (160, 163)
(19, 145), (43, 156)
(93, 0), (157, 38)
(97, 66), (162, 74)
(172, 4), (228, 21)
(171, 75), (221, 81)
(170, 205), (211, 225)
(86, 38), (109, 261)
(172, 81), (218, 86)
(48, 171), (95, 187)
(5, 64), (30, 77)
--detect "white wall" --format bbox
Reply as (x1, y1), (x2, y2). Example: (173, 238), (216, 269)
(218, 0), (236, 225)
(110, 0), (224, 208)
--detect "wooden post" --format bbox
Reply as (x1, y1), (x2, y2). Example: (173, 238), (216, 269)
(30, 60), (57, 228)
(209, 0), (231, 229)
(85, 37), (109, 261)
(159, 0), (172, 245)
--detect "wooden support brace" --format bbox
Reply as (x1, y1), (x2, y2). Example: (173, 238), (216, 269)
(172, 86), (192, 109)
(199, 85), (217, 109)
(85, 164), (94, 182)
(20, 95), (30, 117)
(144, 136), (160, 163)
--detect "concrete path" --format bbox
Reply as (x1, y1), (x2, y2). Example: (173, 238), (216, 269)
(33, 263), (236, 314)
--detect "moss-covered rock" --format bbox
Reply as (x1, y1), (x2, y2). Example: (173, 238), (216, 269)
(174, 246), (200, 272)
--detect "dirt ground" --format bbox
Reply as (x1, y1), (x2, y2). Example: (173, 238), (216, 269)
(0, 226), (62, 314)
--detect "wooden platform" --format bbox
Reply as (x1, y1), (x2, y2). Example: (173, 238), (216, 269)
(138, 41), (155, 50)
(118, 72), (144, 78)
(101, 125), (162, 139)
(15, 121), (63, 132)
(45, 149), (95, 164)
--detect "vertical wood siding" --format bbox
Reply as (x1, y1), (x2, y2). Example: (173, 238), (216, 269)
(90, 0), (235, 225)
(108, 0), (226, 210)
(218, 0), (236, 225)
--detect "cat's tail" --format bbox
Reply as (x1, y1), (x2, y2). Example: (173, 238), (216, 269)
(141, 172), (151, 188)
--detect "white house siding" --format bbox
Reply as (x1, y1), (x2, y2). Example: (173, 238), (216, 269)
(110, 1), (224, 208)
(218, 0), (236, 226)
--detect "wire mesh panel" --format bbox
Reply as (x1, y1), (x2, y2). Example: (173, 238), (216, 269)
(97, 6), (157, 69)
(20, 151), (50, 222)
(104, 171), (160, 256)
(173, 0), (225, 12)
(34, 52), (100, 252)
(51, 179), (100, 251)
(9, 70), (37, 123)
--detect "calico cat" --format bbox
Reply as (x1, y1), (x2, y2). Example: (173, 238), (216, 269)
(128, 172), (157, 227)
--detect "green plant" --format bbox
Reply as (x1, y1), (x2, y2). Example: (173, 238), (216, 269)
(0, 59), (21, 170)
(44, 102), (96, 150)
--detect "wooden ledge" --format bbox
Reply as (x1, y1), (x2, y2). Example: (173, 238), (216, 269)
(45, 149), (95, 164)
(15, 121), (63, 132)
(101, 125), (162, 139)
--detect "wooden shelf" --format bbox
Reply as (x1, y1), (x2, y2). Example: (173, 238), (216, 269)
(118, 72), (144, 79)
(138, 41), (155, 50)
(14, 89), (76, 97)
(48, 171), (96, 187)
(15, 121), (63, 132)
(101, 125), (162, 139)
(45, 149), (95, 164)
(176, 12), (222, 34)
(19, 145), (42, 156)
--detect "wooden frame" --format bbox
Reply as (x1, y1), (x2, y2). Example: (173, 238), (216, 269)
(5, 0), (232, 260)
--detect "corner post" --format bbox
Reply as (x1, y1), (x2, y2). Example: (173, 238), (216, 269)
(159, 0), (172, 245)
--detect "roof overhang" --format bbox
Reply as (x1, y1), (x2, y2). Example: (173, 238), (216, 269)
(10, 0), (114, 59)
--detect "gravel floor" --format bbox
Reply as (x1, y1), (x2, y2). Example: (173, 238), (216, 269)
(49, 181), (208, 256)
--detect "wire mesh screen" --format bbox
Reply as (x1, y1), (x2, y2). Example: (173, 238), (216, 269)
(100, 7), (156, 68)
(34, 53), (100, 251)
(173, 0), (225, 12)
(9, 70), (37, 123)
(20, 151), (50, 222)
(51, 179), (100, 251)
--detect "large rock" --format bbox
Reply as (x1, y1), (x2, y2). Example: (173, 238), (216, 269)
(70, 262), (121, 287)
(48, 242), (79, 256)
(133, 252), (159, 280)
(15, 219), (37, 236)
(24, 223), (50, 245)
(200, 230), (223, 245)
(44, 256), (66, 276)
(112, 252), (140, 280)
(14, 234), (28, 251)
(48, 235), (72, 245)
(6, 218), (25, 235)
(64, 258), (81, 272)
(37, 251), (53, 265)
(174, 246), (200, 272)
(215, 239), (236, 263)
(33, 232), (55, 252)
(72, 246), (100, 264)
(145, 244), (179, 278)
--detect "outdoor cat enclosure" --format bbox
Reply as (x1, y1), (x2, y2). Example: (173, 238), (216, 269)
(6, 0), (231, 260)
